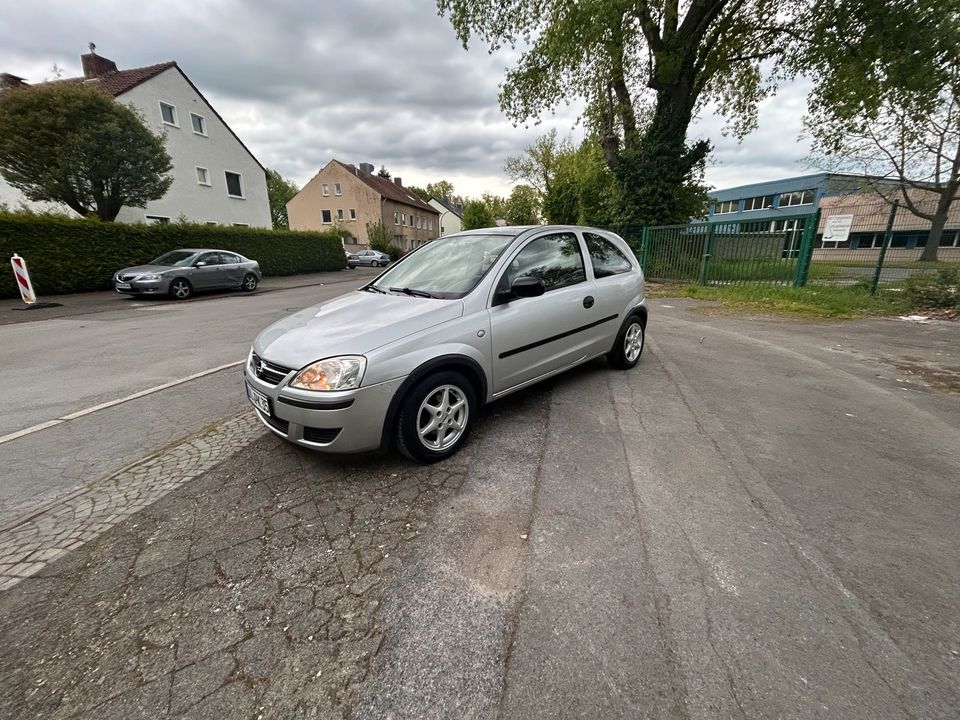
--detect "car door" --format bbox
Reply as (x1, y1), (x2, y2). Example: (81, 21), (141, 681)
(488, 231), (601, 395)
(219, 252), (244, 287)
(191, 252), (222, 289)
(581, 231), (638, 352)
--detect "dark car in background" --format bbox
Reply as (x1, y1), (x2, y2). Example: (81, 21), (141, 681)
(114, 249), (262, 300)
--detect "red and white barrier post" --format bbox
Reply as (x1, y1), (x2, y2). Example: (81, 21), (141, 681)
(10, 253), (36, 305)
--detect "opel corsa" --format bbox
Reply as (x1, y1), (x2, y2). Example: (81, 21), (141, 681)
(244, 226), (647, 462)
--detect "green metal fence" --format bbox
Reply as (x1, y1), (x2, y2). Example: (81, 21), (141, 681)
(622, 196), (960, 293)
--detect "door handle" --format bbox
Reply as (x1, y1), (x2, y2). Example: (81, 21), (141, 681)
(583, 296), (595, 309)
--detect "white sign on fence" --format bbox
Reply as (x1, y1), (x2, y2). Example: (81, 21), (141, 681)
(823, 214), (854, 245)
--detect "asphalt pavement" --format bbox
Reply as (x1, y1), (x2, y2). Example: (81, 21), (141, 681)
(0, 296), (958, 719)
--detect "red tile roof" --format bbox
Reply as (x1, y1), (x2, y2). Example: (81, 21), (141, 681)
(334, 160), (439, 214)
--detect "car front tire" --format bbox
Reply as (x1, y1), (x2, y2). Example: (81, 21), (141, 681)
(396, 371), (476, 463)
(608, 315), (645, 369)
(169, 278), (193, 300)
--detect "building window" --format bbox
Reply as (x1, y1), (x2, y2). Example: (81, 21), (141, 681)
(334, 183), (342, 196)
(322, 209), (332, 224)
(159, 101), (178, 127)
(195, 167), (210, 186)
(417, 216), (422, 229)
(394, 212), (399, 224)
(715, 200), (738, 214)
(322, 183), (329, 196)
(743, 195), (774, 211)
(336, 208), (344, 221)
(145, 215), (170, 225)
(232, 223), (249, 227)
(779, 189), (815, 207)
(401, 213), (406, 225)
(190, 113), (207, 136)
(225, 171), (244, 198)
(349, 208), (356, 220)
(428, 219), (433, 231)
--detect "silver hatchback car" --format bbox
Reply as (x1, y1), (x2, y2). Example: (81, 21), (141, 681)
(244, 226), (646, 462)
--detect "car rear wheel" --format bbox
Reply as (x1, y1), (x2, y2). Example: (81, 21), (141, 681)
(169, 278), (193, 300)
(608, 315), (644, 369)
(242, 273), (258, 292)
(396, 371), (476, 463)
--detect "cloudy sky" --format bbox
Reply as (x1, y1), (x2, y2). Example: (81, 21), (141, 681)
(1, 0), (816, 197)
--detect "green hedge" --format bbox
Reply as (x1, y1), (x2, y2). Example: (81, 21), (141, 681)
(0, 214), (346, 298)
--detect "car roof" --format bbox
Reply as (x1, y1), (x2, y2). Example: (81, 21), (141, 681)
(447, 224), (618, 238)
(171, 248), (240, 254)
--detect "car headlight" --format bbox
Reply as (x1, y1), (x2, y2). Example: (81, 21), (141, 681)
(136, 273), (163, 281)
(290, 356), (366, 391)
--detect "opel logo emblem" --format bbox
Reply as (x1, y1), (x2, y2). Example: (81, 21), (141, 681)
(256, 359), (263, 374)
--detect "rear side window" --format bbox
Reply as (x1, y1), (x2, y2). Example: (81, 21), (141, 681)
(221, 253), (240, 264)
(584, 232), (632, 278)
(500, 232), (586, 292)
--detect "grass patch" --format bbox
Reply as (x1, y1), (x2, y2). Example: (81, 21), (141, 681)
(669, 284), (911, 319)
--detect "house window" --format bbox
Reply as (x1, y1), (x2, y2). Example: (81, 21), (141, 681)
(334, 183), (342, 196)
(322, 183), (329, 196)
(417, 216), (422, 229)
(743, 195), (774, 211)
(336, 208), (344, 221)
(159, 101), (178, 126)
(394, 212), (399, 224)
(190, 113), (207, 136)
(715, 200), (738, 214)
(195, 167), (210, 186)
(428, 219), (433, 231)
(225, 172), (244, 198)
(145, 215), (170, 225)
(349, 208), (356, 220)
(779, 189), (815, 207)
(322, 209), (332, 224)
(401, 213), (406, 225)
(232, 223), (249, 227)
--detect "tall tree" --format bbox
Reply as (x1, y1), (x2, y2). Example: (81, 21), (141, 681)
(505, 184), (541, 224)
(266, 169), (299, 230)
(799, 0), (960, 260)
(482, 192), (509, 220)
(504, 130), (571, 200)
(377, 165), (392, 179)
(462, 199), (495, 229)
(426, 180), (455, 199)
(406, 184), (431, 202)
(439, 1), (801, 225)
(0, 83), (172, 221)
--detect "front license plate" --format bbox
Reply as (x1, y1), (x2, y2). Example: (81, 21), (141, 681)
(245, 381), (271, 415)
(116, 282), (131, 289)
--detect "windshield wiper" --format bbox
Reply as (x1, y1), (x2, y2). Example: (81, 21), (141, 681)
(363, 285), (387, 294)
(389, 287), (436, 298)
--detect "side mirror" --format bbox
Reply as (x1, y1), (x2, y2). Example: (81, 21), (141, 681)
(511, 276), (545, 298)
(195, 261), (207, 267)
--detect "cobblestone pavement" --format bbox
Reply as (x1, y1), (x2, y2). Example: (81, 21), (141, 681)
(0, 409), (482, 719)
(0, 413), (264, 591)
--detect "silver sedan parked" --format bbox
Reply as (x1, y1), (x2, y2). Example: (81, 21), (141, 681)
(353, 249), (391, 267)
(244, 226), (646, 463)
(114, 249), (262, 300)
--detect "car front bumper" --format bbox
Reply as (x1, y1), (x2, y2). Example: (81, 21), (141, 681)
(243, 361), (405, 453)
(114, 278), (171, 295)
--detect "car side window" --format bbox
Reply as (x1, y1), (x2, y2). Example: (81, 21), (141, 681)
(198, 253), (221, 266)
(498, 232), (586, 295)
(584, 232), (632, 278)
(221, 253), (240, 264)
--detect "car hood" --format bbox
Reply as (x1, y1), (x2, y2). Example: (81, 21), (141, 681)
(117, 264), (177, 275)
(254, 290), (464, 368)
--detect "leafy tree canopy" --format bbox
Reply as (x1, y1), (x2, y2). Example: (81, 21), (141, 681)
(377, 165), (392, 179)
(462, 199), (496, 229)
(266, 169), (299, 230)
(426, 179), (455, 199)
(505, 184), (541, 225)
(0, 82), (172, 221)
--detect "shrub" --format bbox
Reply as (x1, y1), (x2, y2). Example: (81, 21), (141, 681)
(902, 267), (960, 309)
(0, 213), (345, 298)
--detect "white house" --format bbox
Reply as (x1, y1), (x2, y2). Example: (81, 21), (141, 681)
(0, 49), (270, 227)
(428, 196), (464, 236)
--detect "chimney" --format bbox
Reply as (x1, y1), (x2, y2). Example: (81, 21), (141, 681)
(358, 162), (374, 176)
(394, 177), (403, 187)
(81, 44), (118, 79)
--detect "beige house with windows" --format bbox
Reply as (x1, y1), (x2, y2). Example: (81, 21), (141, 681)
(287, 160), (440, 251)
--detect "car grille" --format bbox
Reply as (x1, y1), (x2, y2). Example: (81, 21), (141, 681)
(302, 426), (342, 444)
(118, 273), (138, 281)
(251, 353), (293, 386)
(261, 413), (290, 435)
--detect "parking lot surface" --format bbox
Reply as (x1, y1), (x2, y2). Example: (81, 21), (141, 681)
(1, 300), (957, 719)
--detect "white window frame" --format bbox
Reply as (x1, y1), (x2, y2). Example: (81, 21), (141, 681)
(190, 112), (207, 136)
(195, 166), (211, 186)
(334, 183), (342, 196)
(715, 200), (738, 214)
(322, 183), (330, 196)
(401, 213), (406, 226)
(158, 101), (178, 127)
(224, 171), (245, 199)
(336, 208), (344, 221)
(349, 208), (357, 221)
(144, 214), (171, 225)
(779, 189), (815, 208)
(321, 209), (332, 224)
(743, 195), (774, 212)
(394, 212), (399, 225)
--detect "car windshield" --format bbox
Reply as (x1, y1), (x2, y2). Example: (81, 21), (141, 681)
(150, 250), (197, 267)
(371, 234), (516, 298)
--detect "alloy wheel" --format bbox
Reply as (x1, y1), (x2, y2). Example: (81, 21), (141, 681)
(172, 280), (191, 299)
(416, 384), (469, 451)
(624, 322), (643, 362)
